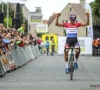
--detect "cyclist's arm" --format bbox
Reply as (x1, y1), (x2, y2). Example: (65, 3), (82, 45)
(55, 16), (63, 27)
(81, 15), (89, 27)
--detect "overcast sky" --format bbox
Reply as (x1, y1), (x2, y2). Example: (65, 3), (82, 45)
(2, 0), (94, 19)
(25, 0), (94, 19)
(0, 0), (94, 19)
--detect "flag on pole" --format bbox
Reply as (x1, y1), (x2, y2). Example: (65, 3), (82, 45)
(85, 3), (93, 40)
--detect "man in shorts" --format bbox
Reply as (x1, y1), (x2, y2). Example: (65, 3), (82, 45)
(55, 13), (89, 74)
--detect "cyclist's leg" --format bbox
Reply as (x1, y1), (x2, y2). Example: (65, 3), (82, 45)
(64, 46), (69, 65)
(75, 43), (80, 60)
(64, 41), (70, 73)
(74, 43), (80, 69)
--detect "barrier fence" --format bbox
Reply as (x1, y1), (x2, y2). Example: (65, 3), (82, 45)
(0, 44), (40, 78)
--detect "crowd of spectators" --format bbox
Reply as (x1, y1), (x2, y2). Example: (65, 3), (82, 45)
(0, 23), (42, 57)
(0, 23), (56, 58)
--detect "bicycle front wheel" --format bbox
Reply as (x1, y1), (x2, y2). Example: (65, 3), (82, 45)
(70, 55), (74, 80)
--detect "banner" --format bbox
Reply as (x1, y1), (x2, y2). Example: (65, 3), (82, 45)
(36, 24), (48, 33)
(2, 0), (26, 4)
(29, 12), (43, 24)
(58, 36), (92, 55)
(85, 3), (93, 40)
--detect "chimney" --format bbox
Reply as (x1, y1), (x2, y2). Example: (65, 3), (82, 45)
(80, 0), (86, 8)
(35, 7), (42, 13)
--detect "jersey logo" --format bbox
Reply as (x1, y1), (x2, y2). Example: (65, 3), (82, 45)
(65, 28), (78, 37)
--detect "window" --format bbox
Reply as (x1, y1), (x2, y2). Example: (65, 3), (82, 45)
(50, 36), (54, 41)
(45, 36), (49, 40)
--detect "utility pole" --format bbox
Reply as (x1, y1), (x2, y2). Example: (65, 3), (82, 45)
(7, 2), (9, 28)
(2, 1), (4, 12)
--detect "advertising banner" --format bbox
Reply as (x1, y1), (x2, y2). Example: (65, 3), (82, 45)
(85, 3), (93, 39)
(58, 36), (92, 55)
(29, 12), (43, 24)
(36, 24), (48, 33)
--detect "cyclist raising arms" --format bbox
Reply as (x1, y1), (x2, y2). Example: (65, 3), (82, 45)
(55, 13), (89, 74)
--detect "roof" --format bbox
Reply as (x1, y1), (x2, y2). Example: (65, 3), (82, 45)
(48, 3), (86, 26)
(69, 3), (86, 22)
(48, 13), (57, 26)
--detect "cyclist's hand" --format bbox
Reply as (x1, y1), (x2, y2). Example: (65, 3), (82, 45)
(85, 13), (89, 17)
(57, 13), (61, 17)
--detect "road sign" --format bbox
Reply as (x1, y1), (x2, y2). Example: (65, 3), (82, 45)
(29, 12), (43, 24)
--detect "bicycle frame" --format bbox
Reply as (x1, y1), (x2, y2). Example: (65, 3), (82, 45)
(67, 46), (79, 80)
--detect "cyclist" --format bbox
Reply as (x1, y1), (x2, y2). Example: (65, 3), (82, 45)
(55, 13), (89, 74)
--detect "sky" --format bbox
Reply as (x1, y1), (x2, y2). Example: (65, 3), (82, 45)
(25, 0), (94, 20)
(1, 0), (94, 20)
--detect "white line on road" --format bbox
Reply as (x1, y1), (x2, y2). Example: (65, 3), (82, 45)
(0, 82), (100, 84)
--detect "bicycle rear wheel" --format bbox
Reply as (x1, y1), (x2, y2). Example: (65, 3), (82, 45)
(70, 55), (74, 80)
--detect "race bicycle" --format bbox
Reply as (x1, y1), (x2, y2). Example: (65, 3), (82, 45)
(68, 45), (78, 80)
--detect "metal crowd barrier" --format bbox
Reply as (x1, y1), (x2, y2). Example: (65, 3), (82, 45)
(0, 44), (40, 78)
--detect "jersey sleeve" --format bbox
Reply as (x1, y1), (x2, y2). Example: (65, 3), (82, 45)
(63, 22), (68, 28)
(77, 22), (82, 27)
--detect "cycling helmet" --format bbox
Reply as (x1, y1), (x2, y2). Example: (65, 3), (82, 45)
(69, 14), (77, 21)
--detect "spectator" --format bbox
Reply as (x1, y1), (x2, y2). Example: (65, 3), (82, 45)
(18, 24), (26, 35)
(51, 39), (55, 56)
(40, 40), (45, 55)
(45, 40), (50, 56)
(32, 31), (37, 46)
(95, 38), (100, 49)
(37, 37), (41, 51)
(92, 39), (96, 46)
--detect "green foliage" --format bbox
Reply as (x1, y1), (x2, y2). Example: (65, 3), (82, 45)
(90, 0), (100, 25)
(0, 3), (14, 19)
(0, 3), (28, 29)
(4, 17), (12, 27)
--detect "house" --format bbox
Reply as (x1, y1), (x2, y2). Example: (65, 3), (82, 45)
(48, 0), (87, 37)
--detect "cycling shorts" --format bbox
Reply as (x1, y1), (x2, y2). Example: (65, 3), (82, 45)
(65, 37), (80, 48)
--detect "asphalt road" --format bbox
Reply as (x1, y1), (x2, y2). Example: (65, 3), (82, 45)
(0, 55), (100, 90)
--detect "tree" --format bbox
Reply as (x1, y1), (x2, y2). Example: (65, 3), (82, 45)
(19, 6), (23, 25)
(4, 17), (12, 27)
(0, 3), (14, 19)
(0, 3), (14, 27)
(90, 0), (100, 25)
(0, 3), (28, 31)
